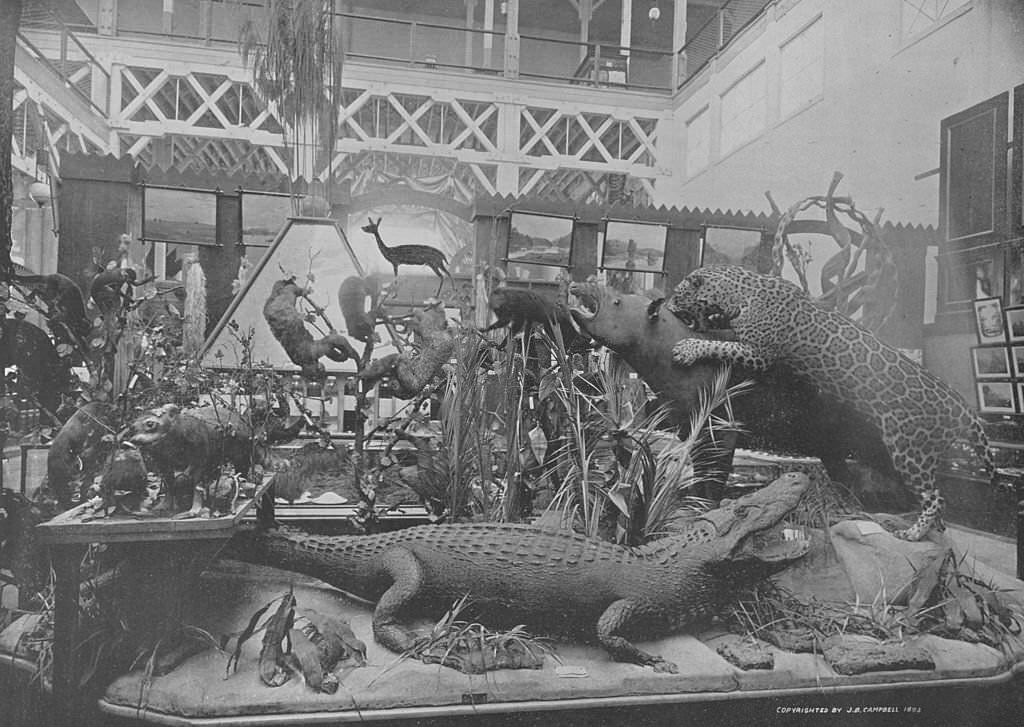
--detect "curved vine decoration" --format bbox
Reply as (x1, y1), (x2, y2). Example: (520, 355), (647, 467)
(767, 171), (899, 333)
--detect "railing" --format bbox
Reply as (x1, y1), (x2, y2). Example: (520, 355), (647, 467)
(675, 0), (773, 90)
(99, 3), (677, 94)
(17, 7), (110, 115)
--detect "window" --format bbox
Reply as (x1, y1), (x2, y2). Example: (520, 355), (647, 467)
(900, 0), (971, 40)
(720, 62), (766, 156)
(940, 93), (1008, 244)
(145, 241), (198, 281)
(685, 106), (710, 177)
(779, 16), (823, 119)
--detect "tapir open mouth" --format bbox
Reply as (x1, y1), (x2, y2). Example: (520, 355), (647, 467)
(568, 281), (600, 322)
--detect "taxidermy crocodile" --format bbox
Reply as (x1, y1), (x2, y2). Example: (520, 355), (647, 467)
(227, 472), (811, 674)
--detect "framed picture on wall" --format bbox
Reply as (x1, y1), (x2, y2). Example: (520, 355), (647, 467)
(602, 220), (667, 272)
(1017, 383), (1024, 414)
(973, 297), (1006, 344)
(972, 346), (1011, 379)
(1006, 305), (1024, 342)
(240, 191), (300, 247)
(1011, 346), (1024, 377)
(142, 185), (219, 246)
(977, 380), (1016, 414)
(700, 225), (764, 270)
(507, 212), (573, 268)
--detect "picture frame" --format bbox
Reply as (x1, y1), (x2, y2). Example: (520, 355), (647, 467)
(240, 191), (300, 247)
(1005, 305), (1024, 342)
(1012, 346), (1024, 378)
(142, 185), (219, 246)
(972, 346), (1011, 379)
(973, 297), (1006, 344)
(1018, 383), (1024, 414)
(602, 220), (667, 272)
(977, 380), (1016, 414)
(700, 225), (765, 270)
(507, 211), (574, 268)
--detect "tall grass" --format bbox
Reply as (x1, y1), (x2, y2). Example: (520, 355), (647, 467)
(538, 324), (750, 542)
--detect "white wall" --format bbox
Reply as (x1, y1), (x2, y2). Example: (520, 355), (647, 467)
(654, 0), (1024, 227)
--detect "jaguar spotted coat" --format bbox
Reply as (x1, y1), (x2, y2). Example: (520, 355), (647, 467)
(666, 264), (992, 541)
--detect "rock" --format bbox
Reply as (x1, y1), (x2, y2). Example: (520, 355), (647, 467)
(762, 627), (817, 653)
(822, 635), (934, 675)
(715, 637), (775, 670)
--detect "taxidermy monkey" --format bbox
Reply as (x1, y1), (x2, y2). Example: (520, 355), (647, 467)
(338, 274), (382, 343)
(263, 279), (360, 378)
(11, 273), (90, 340)
(483, 286), (583, 350)
(90, 268), (138, 315)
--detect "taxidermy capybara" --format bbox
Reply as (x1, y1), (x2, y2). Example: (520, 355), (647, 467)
(338, 274), (382, 343)
(0, 317), (70, 416)
(483, 286), (584, 350)
(263, 279), (359, 378)
(46, 401), (118, 509)
(568, 281), (895, 486)
(125, 404), (258, 509)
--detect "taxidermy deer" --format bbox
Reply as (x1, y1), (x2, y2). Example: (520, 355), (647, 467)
(361, 217), (450, 295)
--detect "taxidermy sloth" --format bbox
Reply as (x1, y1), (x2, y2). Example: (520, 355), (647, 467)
(263, 279), (359, 378)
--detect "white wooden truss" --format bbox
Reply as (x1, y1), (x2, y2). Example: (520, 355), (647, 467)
(109, 60), (666, 200)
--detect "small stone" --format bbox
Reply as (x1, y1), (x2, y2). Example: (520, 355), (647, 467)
(822, 636), (935, 675)
(763, 626), (818, 653)
(716, 639), (775, 670)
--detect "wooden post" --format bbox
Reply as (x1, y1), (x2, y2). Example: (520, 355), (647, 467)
(1017, 475), (1024, 580)
(51, 545), (84, 725)
(503, 0), (519, 78)
(97, 0), (117, 36)
(579, 0), (593, 61)
(161, 0), (174, 34)
(483, 0), (495, 69)
(671, 0), (688, 89)
(620, 0), (631, 55)
(464, 0), (477, 69)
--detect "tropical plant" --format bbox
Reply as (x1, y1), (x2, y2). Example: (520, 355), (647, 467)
(537, 324), (749, 544)
(238, 0), (345, 205)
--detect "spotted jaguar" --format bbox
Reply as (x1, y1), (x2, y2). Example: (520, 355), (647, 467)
(666, 264), (992, 541)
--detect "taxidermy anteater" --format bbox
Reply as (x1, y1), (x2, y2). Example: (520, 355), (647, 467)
(12, 272), (91, 342)
(362, 217), (450, 294)
(338, 274), (382, 343)
(263, 279), (360, 378)
(483, 286), (584, 350)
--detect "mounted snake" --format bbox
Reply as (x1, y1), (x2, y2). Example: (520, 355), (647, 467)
(666, 264), (992, 541)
